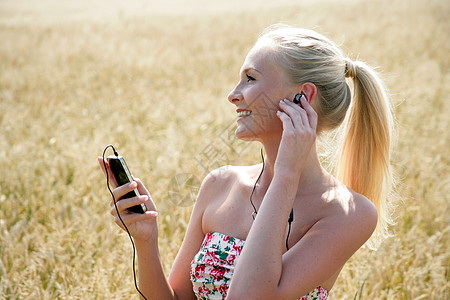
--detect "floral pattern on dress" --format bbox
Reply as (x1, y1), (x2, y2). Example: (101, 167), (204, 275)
(298, 286), (328, 300)
(190, 232), (328, 300)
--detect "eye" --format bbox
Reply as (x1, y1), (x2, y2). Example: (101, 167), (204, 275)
(246, 74), (256, 82)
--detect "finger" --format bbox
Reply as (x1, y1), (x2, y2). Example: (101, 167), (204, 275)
(279, 99), (308, 128)
(133, 178), (158, 211)
(133, 178), (150, 197)
(97, 157), (118, 188)
(98, 157), (107, 176)
(300, 96), (318, 130)
(276, 110), (295, 131)
(112, 181), (138, 202)
(110, 194), (148, 216)
(113, 210), (158, 230)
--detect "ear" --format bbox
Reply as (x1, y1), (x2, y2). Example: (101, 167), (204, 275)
(298, 82), (317, 104)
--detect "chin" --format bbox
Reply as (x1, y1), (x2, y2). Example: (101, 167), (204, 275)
(235, 128), (259, 142)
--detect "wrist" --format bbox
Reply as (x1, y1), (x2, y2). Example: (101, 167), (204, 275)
(134, 232), (159, 249)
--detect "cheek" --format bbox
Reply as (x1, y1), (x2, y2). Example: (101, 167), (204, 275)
(244, 82), (281, 108)
(242, 85), (263, 104)
(243, 77), (289, 122)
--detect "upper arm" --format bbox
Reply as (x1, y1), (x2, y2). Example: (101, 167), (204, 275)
(275, 196), (378, 299)
(167, 171), (222, 300)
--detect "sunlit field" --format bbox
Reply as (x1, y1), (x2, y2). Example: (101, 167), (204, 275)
(0, 0), (448, 299)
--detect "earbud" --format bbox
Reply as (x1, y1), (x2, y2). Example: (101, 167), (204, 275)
(293, 92), (307, 105)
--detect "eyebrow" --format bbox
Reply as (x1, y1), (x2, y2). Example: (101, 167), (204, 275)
(240, 67), (262, 76)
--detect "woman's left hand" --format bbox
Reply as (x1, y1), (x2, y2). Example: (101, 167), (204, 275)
(275, 95), (317, 176)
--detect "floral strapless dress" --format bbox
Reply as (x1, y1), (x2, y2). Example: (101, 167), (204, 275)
(190, 231), (328, 300)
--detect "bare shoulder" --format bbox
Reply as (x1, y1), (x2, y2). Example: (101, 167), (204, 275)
(322, 183), (378, 244)
(200, 164), (259, 191)
(195, 164), (253, 205)
(200, 165), (239, 189)
(351, 191), (378, 223)
(274, 183), (378, 295)
(197, 164), (262, 237)
(347, 191), (377, 238)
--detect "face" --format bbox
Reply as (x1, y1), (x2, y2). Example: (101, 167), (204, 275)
(228, 42), (296, 142)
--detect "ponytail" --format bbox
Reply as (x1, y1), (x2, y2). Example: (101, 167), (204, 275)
(337, 59), (395, 248)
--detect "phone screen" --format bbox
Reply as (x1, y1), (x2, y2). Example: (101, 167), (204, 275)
(109, 158), (132, 186)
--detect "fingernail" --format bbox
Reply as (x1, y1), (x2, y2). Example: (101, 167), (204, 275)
(129, 181), (137, 188)
(149, 211), (158, 217)
(283, 98), (290, 103)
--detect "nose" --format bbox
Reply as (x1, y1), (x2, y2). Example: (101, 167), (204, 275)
(227, 84), (243, 105)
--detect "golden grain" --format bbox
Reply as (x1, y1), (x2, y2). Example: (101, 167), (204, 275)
(0, 0), (448, 299)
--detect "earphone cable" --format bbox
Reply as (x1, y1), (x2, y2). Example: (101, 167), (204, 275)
(102, 145), (148, 300)
(249, 147), (294, 251)
(249, 148), (265, 220)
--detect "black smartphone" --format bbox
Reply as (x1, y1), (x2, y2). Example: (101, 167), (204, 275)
(107, 155), (147, 214)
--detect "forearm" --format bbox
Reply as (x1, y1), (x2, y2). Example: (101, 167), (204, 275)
(134, 238), (177, 300)
(228, 171), (299, 298)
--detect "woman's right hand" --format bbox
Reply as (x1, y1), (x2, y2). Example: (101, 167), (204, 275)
(98, 157), (159, 242)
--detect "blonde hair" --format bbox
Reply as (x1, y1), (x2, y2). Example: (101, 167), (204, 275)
(259, 25), (395, 247)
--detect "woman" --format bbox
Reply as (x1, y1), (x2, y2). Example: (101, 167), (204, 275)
(98, 24), (394, 299)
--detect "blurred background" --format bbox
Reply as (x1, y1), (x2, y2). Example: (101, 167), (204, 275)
(0, 0), (448, 298)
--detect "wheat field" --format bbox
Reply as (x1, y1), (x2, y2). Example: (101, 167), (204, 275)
(0, 0), (449, 299)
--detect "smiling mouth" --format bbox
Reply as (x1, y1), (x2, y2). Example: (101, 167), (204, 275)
(238, 110), (252, 117)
